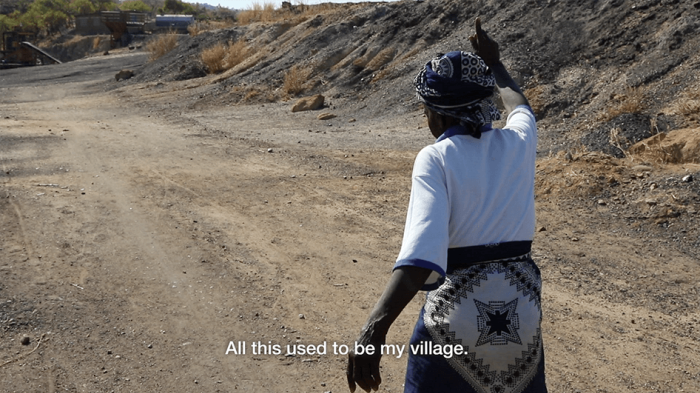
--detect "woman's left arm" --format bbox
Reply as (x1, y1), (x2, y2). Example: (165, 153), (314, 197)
(347, 265), (432, 392)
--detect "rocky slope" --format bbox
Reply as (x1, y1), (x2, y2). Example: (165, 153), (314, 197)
(121, 0), (699, 159)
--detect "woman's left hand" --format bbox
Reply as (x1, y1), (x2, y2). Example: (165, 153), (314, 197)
(346, 335), (384, 392)
(345, 266), (431, 391)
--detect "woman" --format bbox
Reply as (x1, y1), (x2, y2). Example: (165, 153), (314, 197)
(347, 19), (548, 393)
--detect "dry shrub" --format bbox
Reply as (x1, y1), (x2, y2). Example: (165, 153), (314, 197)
(201, 42), (228, 73)
(261, 2), (276, 22)
(225, 38), (253, 69)
(609, 127), (629, 158)
(599, 87), (646, 122)
(283, 65), (310, 96)
(236, 6), (258, 25)
(201, 38), (255, 74)
(236, 1), (337, 26)
(147, 32), (178, 61)
(92, 36), (101, 49)
(187, 23), (202, 36)
(299, 1), (336, 16)
(237, 2), (277, 25)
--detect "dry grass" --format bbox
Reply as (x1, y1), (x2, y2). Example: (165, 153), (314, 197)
(201, 38), (255, 74)
(237, 2), (276, 24)
(201, 42), (228, 74)
(92, 36), (101, 50)
(669, 86), (700, 124)
(609, 127), (629, 158)
(262, 2), (276, 22)
(187, 23), (202, 36)
(236, 9), (255, 24)
(599, 87), (646, 122)
(299, 1), (336, 16)
(236, 1), (338, 26)
(187, 20), (236, 36)
(283, 64), (310, 96)
(146, 32), (178, 61)
(225, 38), (253, 69)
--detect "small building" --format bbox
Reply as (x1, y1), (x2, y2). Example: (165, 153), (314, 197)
(100, 11), (148, 46)
(154, 15), (194, 33)
(75, 14), (112, 35)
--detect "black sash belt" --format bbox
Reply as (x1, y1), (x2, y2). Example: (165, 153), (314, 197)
(446, 241), (532, 273)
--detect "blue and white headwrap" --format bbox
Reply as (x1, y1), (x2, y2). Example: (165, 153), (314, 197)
(414, 51), (501, 139)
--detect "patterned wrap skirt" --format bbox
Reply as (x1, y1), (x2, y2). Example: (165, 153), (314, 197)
(404, 242), (548, 393)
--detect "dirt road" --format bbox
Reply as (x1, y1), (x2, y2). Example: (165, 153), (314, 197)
(1, 52), (699, 392)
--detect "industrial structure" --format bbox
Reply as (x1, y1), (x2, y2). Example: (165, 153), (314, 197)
(0, 11), (195, 68)
(100, 11), (148, 47)
(77, 12), (195, 47)
(0, 31), (62, 69)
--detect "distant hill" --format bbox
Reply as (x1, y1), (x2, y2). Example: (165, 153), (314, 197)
(192, 2), (226, 10)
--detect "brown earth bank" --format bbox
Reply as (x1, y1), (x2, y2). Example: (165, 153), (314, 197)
(1, 1), (700, 392)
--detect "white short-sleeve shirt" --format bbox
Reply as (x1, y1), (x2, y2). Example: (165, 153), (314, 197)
(394, 106), (537, 288)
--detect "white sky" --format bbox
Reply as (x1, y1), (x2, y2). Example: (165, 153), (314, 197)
(210, 0), (397, 11)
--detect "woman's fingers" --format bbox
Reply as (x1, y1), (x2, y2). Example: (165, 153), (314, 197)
(357, 362), (374, 392)
(469, 34), (479, 52)
(369, 361), (382, 390)
(472, 17), (499, 66)
(475, 17), (484, 38)
(347, 353), (382, 392)
(346, 355), (357, 392)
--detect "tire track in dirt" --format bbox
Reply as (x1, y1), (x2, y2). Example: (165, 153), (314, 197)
(42, 92), (403, 390)
(114, 122), (425, 390)
(49, 97), (256, 389)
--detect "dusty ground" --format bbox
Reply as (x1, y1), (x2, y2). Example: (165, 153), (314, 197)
(1, 48), (700, 393)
